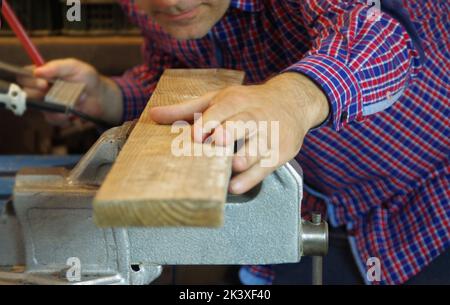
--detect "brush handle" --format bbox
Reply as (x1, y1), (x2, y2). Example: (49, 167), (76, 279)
(1, 0), (46, 67)
(0, 60), (34, 77)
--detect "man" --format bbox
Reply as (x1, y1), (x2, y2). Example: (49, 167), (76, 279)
(18, 0), (449, 284)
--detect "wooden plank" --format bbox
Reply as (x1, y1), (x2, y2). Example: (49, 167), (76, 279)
(93, 69), (245, 227)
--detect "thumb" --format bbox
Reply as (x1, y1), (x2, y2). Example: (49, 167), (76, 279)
(34, 59), (78, 80)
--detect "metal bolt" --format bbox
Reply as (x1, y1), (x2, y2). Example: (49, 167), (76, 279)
(312, 212), (323, 285)
(311, 212), (321, 225)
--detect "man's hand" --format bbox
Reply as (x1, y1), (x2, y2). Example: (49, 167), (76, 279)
(150, 72), (329, 194)
(16, 58), (123, 126)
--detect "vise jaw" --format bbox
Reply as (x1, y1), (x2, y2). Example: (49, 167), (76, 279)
(0, 122), (328, 285)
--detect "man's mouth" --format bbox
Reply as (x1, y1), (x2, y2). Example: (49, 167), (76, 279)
(158, 6), (200, 22)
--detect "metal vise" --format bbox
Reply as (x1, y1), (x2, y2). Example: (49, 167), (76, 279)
(0, 122), (328, 285)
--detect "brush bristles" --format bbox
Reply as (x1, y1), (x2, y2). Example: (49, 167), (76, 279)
(45, 80), (86, 109)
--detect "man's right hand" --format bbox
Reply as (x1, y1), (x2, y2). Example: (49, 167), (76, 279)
(16, 58), (123, 126)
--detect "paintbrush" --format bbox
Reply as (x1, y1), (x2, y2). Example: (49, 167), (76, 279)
(0, 60), (86, 111)
(0, 77), (111, 128)
(1, 1), (86, 110)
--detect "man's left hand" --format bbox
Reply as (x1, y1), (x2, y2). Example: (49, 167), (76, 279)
(150, 72), (329, 194)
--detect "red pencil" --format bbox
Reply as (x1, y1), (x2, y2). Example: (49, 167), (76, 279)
(1, 0), (46, 67)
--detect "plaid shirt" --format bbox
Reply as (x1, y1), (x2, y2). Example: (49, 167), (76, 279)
(114, 0), (450, 284)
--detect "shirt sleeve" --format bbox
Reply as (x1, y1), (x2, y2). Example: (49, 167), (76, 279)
(113, 0), (176, 122)
(112, 39), (174, 122)
(283, 0), (421, 131)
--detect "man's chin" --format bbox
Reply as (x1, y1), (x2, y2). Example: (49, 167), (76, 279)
(162, 24), (211, 40)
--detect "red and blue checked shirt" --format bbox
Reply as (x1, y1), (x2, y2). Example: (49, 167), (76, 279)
(114, 0), (450, 284)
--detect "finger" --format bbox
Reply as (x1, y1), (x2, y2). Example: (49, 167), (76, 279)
(16, 75), (48, 90)
(232, 135), (271, 173)
(228, 162), (276, 195)
(23, 88), (47, 100)
(34, 59), (79, 80)
(149, 91), (217, 124)
(211, 112), (259, 146)
(193, 97), (244, 143)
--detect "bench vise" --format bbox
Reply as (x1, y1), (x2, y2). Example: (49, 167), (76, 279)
(0, 122), (328, 284)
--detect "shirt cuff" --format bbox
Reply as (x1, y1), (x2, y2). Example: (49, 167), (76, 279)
(112, 76), (151, 123)
(285, 54), (363, 131)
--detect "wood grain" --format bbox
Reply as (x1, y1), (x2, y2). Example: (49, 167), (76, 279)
(93, 69), (245, 227)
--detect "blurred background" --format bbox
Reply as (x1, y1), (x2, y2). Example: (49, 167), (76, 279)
(0, 0), (142, 155)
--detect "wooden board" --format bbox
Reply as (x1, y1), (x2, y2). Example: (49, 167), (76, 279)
(93, 69), (245, 227)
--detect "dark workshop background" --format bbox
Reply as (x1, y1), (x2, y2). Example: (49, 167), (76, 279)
(0, 0), (143, 155)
